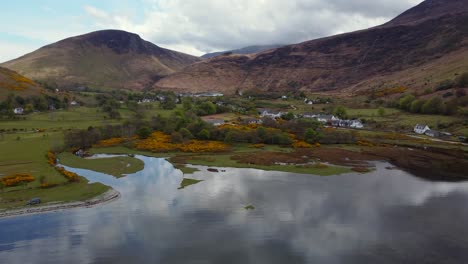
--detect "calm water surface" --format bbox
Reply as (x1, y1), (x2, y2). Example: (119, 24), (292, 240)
(1, 156), (468, 264)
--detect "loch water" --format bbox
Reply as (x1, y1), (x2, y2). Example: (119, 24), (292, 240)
(1, 155), (468, 264)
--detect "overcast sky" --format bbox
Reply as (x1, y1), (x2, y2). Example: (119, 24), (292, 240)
(0, 0), (423, 62)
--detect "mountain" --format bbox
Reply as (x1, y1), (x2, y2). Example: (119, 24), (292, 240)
(1, 30), (200, 90)
(0, 66), (42, 99)
(155, 0), (468, 95)
(201, 45), (285, 59)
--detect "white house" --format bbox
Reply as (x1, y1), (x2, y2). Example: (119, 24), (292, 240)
(260, 109), (284, 119)
(244, 118), (263, 125)
(205, 119), (225, 126)
(425, 130), (440, 138)
(302, 112), (317, 119)
(316, 114), (339, 123)
(70, 101), (78, 106)
(414, 124), (430, 134)
(13, 107), (24, 115)
(350, 120), (364, 129)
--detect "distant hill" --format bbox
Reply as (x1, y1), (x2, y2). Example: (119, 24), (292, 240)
(1, 30), (201, 90)
(155, 0), (468, 95)
(201, 45), (285, 59)
(0, 66), (42, 99)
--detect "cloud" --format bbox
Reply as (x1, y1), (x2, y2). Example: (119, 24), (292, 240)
(83, 0), (423, 56)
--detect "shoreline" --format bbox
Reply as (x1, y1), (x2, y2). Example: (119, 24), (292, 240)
(0, 189), (120, 219)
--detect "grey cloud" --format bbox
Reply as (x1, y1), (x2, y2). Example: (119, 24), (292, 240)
(84, 0), (423, 55)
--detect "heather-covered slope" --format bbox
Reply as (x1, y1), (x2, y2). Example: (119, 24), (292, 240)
(155, 0), (468, 95)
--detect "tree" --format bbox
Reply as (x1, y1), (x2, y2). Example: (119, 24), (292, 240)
(197, 101), (216, 116)
(421, 97), (444, 114)
(137, 126), (152, 139)
(256, 127), (267, 141)
(398, 95), (415, 111)
(197, 129), (210, 140)
(435, 79), (455, 91)
(304, 128), (322, 144)
(24, 103), (34, 114)
(182, 97), (193, 111)
(160, 96), (177, 110)
(410, 99), (425, 113)
(333, 106), (348, 119)
(179, 128), (194, 139)
(281, 112), (295, 120)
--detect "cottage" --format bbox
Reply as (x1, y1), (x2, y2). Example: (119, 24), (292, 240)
(350, 120), (364, 129)
(74, 149), (85, 157)
(316, 114), (339, 123)
(425, 130), (440, 138)
(259, 109), (284, 119)
(414, 124), (430, 134)
(205, 119), (225, 126)
(195, 92), (224, 97)
(302, 112), (317, 119)
(244, 118), (263, 125)
(13, 107), (24, 115)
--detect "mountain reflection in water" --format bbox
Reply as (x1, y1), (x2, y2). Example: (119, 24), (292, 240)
(1, 156), (468, 264)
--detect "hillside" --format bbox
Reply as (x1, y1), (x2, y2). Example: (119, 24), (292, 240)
(201, 45), (285, 59)
(155, 0), (468, 95)
(1, 30), (200, 90)
(0, 66), (42, 99)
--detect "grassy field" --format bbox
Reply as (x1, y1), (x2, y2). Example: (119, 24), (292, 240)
(174, 154), (352, 176)
(58, 152), (145, 178)
(0, 181), (109, 210)
(347, 108), (464, 131)
(0, 132), (109, 210)
(91, 144), (351, 176)
(1, 102), (465, 210)
(0, 132), (66, 187)
(89, 146), (176, 158)
(178, 178), (203, 189)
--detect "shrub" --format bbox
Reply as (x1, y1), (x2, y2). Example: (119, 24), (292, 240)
(179, 128), (194, 139)
(333, 106), (348, 119)
(421, 97), (444, 114)
(197, 129), (210, 140)
(1, 173), (35, 187)
(410, 99), (425, 113)
(435, 79), (455, 91)
(304, 128), (322, 144)
(137, 127), (152, 139)
(398, 94), (415, 111)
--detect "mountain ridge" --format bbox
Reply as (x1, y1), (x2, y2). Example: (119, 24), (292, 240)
(1, 30), (201, 90)
(201, 45), (285, 59)
(154, 0), (468, 95)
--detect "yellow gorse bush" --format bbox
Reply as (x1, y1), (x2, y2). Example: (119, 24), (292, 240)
(135, 132), (229, 153)
(1, 173), (35, 187)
